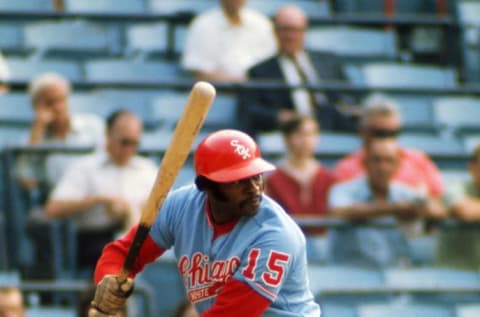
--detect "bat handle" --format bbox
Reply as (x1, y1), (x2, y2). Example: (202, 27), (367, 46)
(118, 224), (151, 281)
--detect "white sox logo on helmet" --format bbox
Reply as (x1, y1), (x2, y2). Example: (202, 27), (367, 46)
(230, 139), (251, 160)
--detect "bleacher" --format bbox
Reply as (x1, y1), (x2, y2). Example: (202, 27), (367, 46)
(1, 0), (480, 316)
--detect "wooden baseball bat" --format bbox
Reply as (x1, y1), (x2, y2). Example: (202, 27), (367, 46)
(118, 81), (215, 280)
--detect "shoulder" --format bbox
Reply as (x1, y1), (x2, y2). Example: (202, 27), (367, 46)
(249, 55), (280, 75)
(251, 196), (305, 245)
(242, 8), (272, 26)
(131, 155), (158, 171)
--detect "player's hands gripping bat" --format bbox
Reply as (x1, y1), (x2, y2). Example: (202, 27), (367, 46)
(89, 81), (216, 316)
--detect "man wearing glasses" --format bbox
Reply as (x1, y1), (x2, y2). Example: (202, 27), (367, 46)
(333, 94), (443, 199)
(45, 110), (157, 275)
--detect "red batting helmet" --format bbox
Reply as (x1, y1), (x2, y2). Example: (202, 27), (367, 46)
(194, 129), (275, 183)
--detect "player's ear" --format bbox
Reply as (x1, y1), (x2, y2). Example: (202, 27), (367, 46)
(195, 176), (210, 191)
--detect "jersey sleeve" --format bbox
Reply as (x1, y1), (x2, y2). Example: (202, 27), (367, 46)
(232, 230), (297, 302)
(148, 189), (180, 250)
(94, 225), (165, 284)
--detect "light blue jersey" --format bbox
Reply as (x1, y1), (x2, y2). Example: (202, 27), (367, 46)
(150, 185), (320, 316)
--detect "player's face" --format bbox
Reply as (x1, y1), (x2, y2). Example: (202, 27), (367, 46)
(218, 174), (264, 217)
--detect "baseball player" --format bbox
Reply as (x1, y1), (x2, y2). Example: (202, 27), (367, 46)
(89, 129), (320, 317)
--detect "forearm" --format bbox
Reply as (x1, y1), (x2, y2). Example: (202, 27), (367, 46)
(29, 121), (47, 144)
(422, 198), (448, 220)
(451, 197), (480, 222)
(45, 196), (103, 218)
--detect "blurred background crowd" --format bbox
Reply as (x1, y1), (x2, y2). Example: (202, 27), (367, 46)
(1, 0), (480, 316)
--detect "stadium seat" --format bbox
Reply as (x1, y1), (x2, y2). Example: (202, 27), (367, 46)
(0, 93), (34, 125)
(433, 96), (480, 137)
(320, 303), (357, 317)
(463, 134), (480, 153)
(456, 304), (480, 317)
(249, 0), (331, 17)
(457, 1), (480, 82)
(389, 94), (437, 133)
(0, 211), (8, 270)
(333, 0), (443, 15)
(306, 26), (397, 61)
(308, 264), (384, 296)
(64, 0), (146, 13)
(406, 235), (437, 267)
(0, 24), (26, 55)
(361, 63), (457, 88)
(357, 302), (454, 317)
(203, 93), (237, 131)
(0, 0), (53, 11)
(69, 93), (117, 118)
(26, 307), (76, 317)
(24, 21), (119, 57)
(3, 57), (82, 81)
(148, 0), (215, 14)
(126, 23), (168, 59)
(398, 133), (466, 157)
(0, 127), (29, 149)
(85, 59), (182, 82)
(258, 131), (360, 158)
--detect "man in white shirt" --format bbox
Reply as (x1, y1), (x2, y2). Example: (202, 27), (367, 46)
(15, 72), (105, 193)
(45, 110), (157, 273)
(182, 0), (276, 82)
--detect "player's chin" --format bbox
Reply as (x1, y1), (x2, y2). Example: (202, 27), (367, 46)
(240, 196), (262, 216)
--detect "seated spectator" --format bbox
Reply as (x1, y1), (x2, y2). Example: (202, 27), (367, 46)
(435, 143), (480, 270)
(45, 110), (157, 274)
(265, 115), (335, 235)
(327, 137), (446, 268)
(172, 299), (198, 317)
(15, 72), (104, 200)
(237, 4), (355, 137)
(0, 286), (24, 317)
(182, 0), (276, 82)
(333, 94), (443, 199)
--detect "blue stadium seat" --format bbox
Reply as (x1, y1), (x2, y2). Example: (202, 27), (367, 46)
(64, 0), (146, 13)
(0, 0), (53, 11)
(69, 93), (117, 118)
(258, 131), (360, 158)
(398, 133), (466, 157)
(456, 304), (480, 317)
(26, 307), (76, 317)
(203, 94), (237, 131)
(0, 24), (25, 54)
(457, 1), (480, 82)
(384, 268), (480, 290)
(333, 0), (441, 15)
(0, 127), (29, 149)
(85, 59), (182, 82)
(0, 211), (8, 270)
(433, 97), (480, 137)
(306, 26), (397, 60)
(249, 0), (331, 17)
(361, 63), (457, 88)
(388, 94), (437, 133)
(0, 93), (33, 124)
(126, 23), (168, 59)
(406, 235), (437, 267)
(4, 57), (82, 81)
(148, 0), (215, 14)
(308, 265), (384, 296)
(320, 303), (357, 317)
(24, 21), (119, 57)
(463, 135), (480, 154)
(357, 302), (454, 317)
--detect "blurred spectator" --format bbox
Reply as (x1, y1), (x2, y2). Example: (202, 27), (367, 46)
(0, 50), (10, 93)
(237, 4), (355, 137)
(327, 137), (446, 268)
(15, 72), (104, 200)
(45, 110), (157, 274)
(265, 115), (335, 235)
(181, 0), (276, 82)
(435, 143), (480, 270)
(171, 299), (198, 317)
(333, 94), (443, 198)
(0, 286), (24, 317)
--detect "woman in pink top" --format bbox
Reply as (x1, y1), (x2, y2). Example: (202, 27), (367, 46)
(265, 115), (335, 235)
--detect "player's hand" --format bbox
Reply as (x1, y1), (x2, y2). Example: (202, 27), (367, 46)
(105, 197), (131, 220)
(90, 275), (134, 316)
(33, 105), (54, 126)
(88, 307), (119, 317)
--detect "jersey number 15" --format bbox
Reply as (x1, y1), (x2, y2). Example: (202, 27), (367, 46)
(242, 249), (290, 287)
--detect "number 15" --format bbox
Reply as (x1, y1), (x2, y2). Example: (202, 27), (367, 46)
(242, 249), (290, 287)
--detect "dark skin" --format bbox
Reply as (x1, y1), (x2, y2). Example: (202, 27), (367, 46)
(206, 174), (263, 224)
